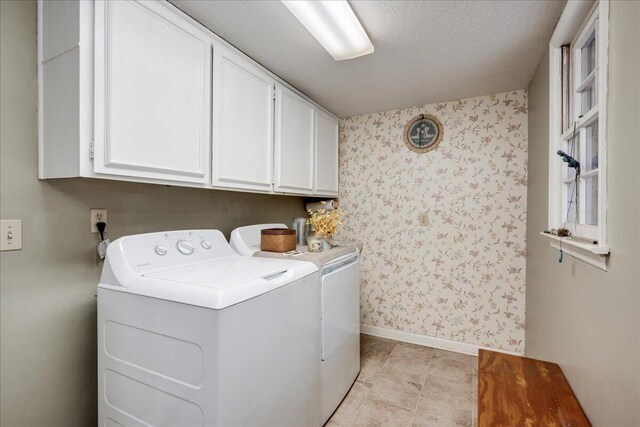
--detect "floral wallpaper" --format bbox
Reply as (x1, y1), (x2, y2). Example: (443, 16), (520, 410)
(337, 90), (528, 353)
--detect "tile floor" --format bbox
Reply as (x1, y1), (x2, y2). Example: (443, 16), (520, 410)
(326, 335), (478, 427)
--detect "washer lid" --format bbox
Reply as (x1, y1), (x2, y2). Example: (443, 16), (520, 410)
(118, 255), (317, 309)
(98, 229), (318, 309)
(145, 256), (302, 289)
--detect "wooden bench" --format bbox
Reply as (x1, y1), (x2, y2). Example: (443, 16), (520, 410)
(478, 349), (591, 426)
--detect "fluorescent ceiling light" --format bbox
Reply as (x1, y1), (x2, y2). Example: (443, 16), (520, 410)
(282, 0), (374, 61)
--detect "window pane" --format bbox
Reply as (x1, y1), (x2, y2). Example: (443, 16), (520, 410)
(585, 120), (598, 171)
(586, 175), (598, 225)
(583, 36), (596, 77)
(578, 30), (597, 115)
(566, 135), (580, 179)
(581, 85), (595, 114)
(565, 181), (579, 224)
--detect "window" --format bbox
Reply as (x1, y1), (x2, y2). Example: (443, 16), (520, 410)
(546, 1), (609, 270)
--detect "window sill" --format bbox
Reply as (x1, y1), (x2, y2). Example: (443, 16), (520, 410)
(539, 232), (610, 271)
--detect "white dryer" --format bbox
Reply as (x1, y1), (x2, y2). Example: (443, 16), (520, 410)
(98, 230), (321, 427)
(230, 224), (361, 424)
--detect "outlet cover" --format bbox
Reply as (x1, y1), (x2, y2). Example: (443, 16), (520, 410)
(1, 220), (22, 251)
(90, 208), (108, 233)
(419, 212), (430, 227)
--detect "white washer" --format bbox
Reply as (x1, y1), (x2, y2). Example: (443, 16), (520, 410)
(98, 230), (321, 427)
(230, 224), (361, 425)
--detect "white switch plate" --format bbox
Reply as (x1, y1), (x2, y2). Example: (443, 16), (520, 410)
(90, 208), (108, 233)
(1, 220), (22, 251)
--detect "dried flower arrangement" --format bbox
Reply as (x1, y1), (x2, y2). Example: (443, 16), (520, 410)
(307, 203), (344, 238)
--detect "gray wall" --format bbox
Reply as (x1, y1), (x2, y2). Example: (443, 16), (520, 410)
(0, 1), (305, 425)
(525, 2), (640, 426)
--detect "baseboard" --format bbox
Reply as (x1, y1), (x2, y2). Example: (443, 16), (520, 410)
(360, 324), (524, 357)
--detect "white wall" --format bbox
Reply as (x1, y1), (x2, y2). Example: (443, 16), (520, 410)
(525, 2), (640, 425)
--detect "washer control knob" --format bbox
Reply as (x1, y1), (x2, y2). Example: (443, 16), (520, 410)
(154, 245), (168, 256)
(176, 240), (194, 255)
(201, 240), (212, 249)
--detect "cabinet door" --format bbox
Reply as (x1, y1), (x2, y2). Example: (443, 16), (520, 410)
(314, 110), (340, 196)
(94, 1), (211, 184)
(212, 46), (275, 191)
(274, 85), (315, 194)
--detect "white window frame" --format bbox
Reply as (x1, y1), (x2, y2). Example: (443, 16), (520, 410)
(544, 0), (610, 270)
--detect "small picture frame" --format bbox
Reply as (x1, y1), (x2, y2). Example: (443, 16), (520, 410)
(403, 114), (443, 153)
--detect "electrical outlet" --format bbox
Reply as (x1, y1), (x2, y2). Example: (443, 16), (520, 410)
(419, 212), (430, 227)
(90, 208), (108, 233)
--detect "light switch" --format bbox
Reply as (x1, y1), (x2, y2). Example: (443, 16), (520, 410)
(1, 220), (22, 251)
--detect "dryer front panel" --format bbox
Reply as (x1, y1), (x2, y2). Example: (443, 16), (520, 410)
(321, 258), (360, 361)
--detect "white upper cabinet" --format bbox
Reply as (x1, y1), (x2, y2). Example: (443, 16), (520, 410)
(274, 84), (315, 195)
(38, 0), (340, 195)
(213, 46), (275, 192)
(93, 1), (211, 184)
(314, 110), (340, 197)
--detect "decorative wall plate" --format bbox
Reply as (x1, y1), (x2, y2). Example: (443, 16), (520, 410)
(403, 114), (443, 153)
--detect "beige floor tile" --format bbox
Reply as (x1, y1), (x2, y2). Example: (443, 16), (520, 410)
(427, 356), (474, 384)
(431, 349), (477, 366)
(368, 375), (423, 411)
(470, 373), (478, 427)
(378, 344), (431, 384)
(326, 380), (372, 427)
(390, 342), (434, 362)
(359, 350), (391, 383)
(379, 354), (429, 384)
(352, 398), (415, 427)
(361, 334), (397, 352)
(418, 374), (472, 409)
(359, 335), (396, 383)
(331, 336), (479, 427)
(412, 400), (471, 427)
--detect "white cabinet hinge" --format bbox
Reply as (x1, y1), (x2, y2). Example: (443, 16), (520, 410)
(89, 140), (94, 159)
(273, 86), (276, 100)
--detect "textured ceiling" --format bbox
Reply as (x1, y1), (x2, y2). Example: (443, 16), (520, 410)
(171, 0), (564, 118)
